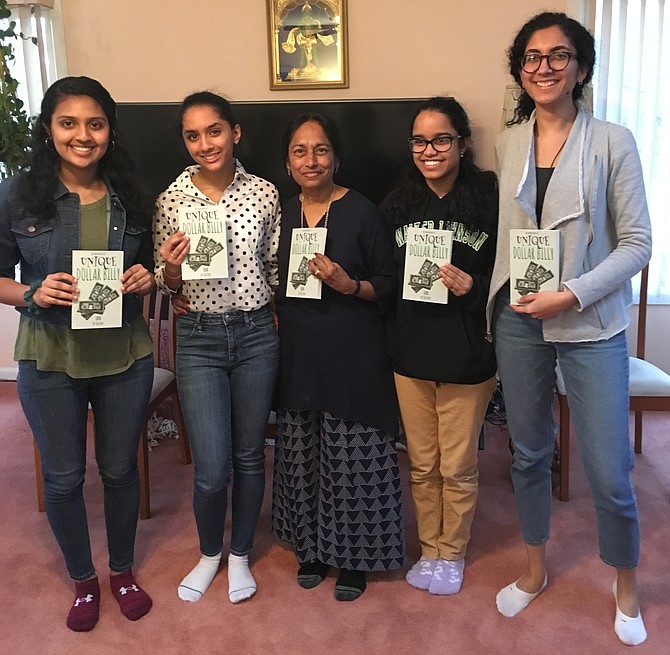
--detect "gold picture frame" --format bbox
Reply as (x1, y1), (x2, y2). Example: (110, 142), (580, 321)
(266, 0), (349, 90)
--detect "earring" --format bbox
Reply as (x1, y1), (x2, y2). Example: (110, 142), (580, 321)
(287, 168), (292, 176)
(44, 136), (53, 148)
(108, 140), (116, 151)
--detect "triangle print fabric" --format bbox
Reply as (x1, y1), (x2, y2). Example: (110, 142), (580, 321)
(272, 409), (405, 571)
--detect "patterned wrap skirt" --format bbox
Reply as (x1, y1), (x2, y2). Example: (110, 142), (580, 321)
(272, 408), (406, 571)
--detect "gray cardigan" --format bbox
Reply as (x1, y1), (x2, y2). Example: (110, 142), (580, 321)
(486, 106), (652, 342)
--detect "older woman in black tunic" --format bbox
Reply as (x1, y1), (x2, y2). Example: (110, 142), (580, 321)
(272, 113), (405, 601)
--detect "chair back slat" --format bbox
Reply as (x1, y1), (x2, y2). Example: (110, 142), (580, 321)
(143, 291), (168, 368)
(636, 265), (649, 360)
(166, 300), (177, 373)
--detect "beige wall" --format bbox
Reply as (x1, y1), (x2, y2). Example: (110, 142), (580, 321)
(58, 0), (569, 172)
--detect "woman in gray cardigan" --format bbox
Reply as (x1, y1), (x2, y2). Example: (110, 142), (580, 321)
(486, 12), (651, 646)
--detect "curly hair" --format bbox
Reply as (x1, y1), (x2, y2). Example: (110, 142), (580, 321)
(506, 12), (596, 125)
(17, 76), (151, 229)
(382, 97), (496, 232)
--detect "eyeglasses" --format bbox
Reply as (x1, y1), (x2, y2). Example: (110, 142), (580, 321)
(408, 134), (460, 153)
(520, 51), (576, 73)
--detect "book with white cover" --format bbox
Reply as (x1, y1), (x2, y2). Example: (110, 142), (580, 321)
(509, 229), (560, 304)
(402, 227), (453, 304)
(178, 206), (229, 280)
(286, 227), (328, 299)
(71, 250), (123, 329)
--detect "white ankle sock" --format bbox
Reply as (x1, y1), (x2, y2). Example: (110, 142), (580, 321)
(613, 580), (647, 646)
(496, 575), (547, 617)
(178, 552), (221, 602)
(228, 553), (256, 604)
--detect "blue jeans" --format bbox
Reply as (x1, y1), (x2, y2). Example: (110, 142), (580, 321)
(18, 355), (153, 580)
(176, 305), (279, 557)
(493, 294), (640, 569)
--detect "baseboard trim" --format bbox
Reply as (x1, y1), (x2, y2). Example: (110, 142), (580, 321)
(0, 367), (18, 381)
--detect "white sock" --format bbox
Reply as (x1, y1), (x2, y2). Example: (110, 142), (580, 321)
(228, 553), (256, 604)
(496, 576), (547, 617)
(613, 580), (647, 646)
(178, 552), (221, 602)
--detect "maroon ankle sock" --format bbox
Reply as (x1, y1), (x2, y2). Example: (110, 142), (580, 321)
(110, 571), (152, 621)
(67, 576), (100, 632)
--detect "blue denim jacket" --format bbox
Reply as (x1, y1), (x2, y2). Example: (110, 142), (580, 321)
(0, 174), (152, 327)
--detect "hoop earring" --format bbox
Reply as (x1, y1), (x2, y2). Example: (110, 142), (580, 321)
(44, 136), (53, 149)
(108, 140), (116, 151)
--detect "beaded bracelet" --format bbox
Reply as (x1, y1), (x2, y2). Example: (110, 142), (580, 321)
(23, 279), (43, 314)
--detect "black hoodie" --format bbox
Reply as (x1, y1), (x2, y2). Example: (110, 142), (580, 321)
(381, 176), (498, 384)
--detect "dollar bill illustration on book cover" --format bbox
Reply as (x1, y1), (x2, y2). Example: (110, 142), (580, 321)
(286, 227), (327, 299)
(509, 229), (560, 304)
(402, 227), (453, 304)
(71, 250), (123, 329)
(178, 206), (229, 280)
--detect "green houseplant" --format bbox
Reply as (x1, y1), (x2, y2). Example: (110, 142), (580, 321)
(0, 0), (36, 179)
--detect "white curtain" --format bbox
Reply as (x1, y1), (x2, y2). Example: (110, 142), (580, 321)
(2, 3), (59, 116)
(593, 0), (670, 300)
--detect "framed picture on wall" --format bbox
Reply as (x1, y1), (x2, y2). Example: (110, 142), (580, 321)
(266, 0), (349, 90)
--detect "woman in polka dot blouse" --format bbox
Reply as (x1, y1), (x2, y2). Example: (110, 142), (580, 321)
(153, 91), (280, 605)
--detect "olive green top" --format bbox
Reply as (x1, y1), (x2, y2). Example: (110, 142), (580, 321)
(15, 194), (153, 378)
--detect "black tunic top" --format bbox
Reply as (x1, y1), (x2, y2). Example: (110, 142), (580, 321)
(382, 177), (498, 384)
(275, 189), (399, 436)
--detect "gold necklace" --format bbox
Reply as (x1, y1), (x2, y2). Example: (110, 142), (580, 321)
(299, 191), (334, 228)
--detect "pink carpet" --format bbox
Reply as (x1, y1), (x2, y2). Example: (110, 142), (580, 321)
(0, 381), (667, 654)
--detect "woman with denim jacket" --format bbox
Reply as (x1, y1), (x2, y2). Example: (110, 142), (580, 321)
(0, 77), (155, 632)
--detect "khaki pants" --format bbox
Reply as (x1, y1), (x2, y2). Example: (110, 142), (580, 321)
(394, 373), (496, 560)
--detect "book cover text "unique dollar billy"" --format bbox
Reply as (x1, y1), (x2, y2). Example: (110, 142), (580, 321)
(71, 250), (123, 329)
(509, 229), (560, 304)
(178, 206), (229, 280)
(286, 227), (327, 299)
(402, 227), (453, 304)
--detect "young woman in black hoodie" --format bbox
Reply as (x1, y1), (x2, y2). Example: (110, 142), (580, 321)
(381, 96), (498, 595)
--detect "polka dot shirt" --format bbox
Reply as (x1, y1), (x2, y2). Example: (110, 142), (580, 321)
(153, 160), (281, 312)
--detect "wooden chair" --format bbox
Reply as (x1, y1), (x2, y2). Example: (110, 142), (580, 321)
(555, 265), (670, 500)
(33, 291), (191, 519)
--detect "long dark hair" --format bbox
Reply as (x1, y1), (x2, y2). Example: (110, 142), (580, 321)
(507, 12), (595, 125)
(383, 97), (496, 231)
(18, 76), (150, 229)
(281, 112), (343, 167)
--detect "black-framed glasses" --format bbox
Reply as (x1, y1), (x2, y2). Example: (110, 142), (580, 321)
(408, 134), (460, 153)
(520, 51), (576, 73)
